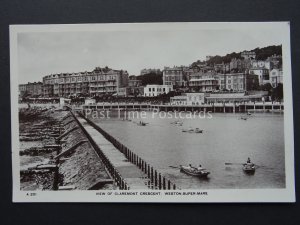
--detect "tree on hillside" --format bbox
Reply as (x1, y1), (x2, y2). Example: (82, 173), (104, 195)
(136, 72), (163, 86)
(272, 83), (283, 101)
(254, 45), (282, 60)
(193, 45), (282, 66)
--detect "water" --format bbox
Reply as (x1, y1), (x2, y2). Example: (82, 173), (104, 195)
(91, 112), (285, 189)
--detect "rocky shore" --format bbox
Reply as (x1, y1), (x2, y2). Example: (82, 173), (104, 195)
(19, 105), (112, 191)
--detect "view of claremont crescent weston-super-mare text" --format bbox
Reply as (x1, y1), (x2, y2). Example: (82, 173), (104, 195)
(17, 27), (285, 193)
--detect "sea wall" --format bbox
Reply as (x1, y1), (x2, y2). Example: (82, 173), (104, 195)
(19, 106), (112, 191)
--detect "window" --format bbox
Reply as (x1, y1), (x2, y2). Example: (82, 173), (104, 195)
(163, 88), (165, 92)
(149, 88), (151, 92)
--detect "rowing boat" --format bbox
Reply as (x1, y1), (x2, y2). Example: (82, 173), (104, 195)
(243, 163), (256, 174)
(182, 128), (203, 133)
(180, 165), (210, 177)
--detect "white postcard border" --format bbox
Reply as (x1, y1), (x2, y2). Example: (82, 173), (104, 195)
(10, 22), (295, 202)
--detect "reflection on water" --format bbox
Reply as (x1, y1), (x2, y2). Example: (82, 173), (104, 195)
(91, 112), (285, 189)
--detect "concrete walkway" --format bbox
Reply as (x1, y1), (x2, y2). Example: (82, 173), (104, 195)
(77, 117), (150, 189)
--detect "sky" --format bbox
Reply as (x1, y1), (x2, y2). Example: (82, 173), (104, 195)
(17, 26), (284, 83)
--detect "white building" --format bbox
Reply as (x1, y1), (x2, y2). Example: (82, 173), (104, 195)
(251, 60), (272, 70)
(270, 69), (283, 88)
(144, 85), (173, 97)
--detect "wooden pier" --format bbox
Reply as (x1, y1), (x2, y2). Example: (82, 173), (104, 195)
(79, 102), (284, 114)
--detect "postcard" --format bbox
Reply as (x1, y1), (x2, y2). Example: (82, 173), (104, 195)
(10, 22), (295, 202)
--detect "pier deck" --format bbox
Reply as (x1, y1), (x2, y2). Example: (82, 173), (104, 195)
(77, 117), (150, 189)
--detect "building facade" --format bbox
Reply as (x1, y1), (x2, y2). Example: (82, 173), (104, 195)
(188, 68), (219, 92)
(163, 66), (185, 87)
(18, 82), (43, 97)
(249, 68), (270, 85)
(241, 51), (256, 60)
(144, 84), (173, 97)
(19, 84), (27, 97)
(216, 73), (246, 92)
(128, 78), (142, 87)
(170, 93), (207, 105)
(250, 60), (273, 70)
(42, 67), (128, 97)
(270, 68), (283, 88)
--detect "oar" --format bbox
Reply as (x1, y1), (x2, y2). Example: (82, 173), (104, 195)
(169, 166), (181, 169)
(225, 162), (245, 166)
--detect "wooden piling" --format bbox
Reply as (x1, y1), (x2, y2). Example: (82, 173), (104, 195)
(151, 167), (154, 183)
(159, 173), (162, 190)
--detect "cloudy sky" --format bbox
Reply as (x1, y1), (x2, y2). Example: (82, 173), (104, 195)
(17, 25), (284, 83)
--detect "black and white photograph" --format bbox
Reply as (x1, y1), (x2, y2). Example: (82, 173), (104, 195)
(10, 22), (295, 202)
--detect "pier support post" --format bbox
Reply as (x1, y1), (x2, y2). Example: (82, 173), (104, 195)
(151, 167), (154, 184)
(163, 177), (166, 190)
(159, 173), (162, 190)
(155, 171), (158, 188)
(147, 165), (151, 178)
(53, 166), (59, 190)
(168, 180), (171, 190)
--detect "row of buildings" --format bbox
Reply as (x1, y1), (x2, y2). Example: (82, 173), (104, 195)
(162, 52), (283, 90)
(19, 51), (283, 99)
(19, 67), (130, 98)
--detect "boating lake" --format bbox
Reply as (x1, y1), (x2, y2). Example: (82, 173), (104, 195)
(91, 112), (285, 189)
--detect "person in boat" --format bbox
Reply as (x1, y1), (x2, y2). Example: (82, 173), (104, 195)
(197, 164), (203, 171)
(187, 164), (196, 171)
(246, 157), (254, 166)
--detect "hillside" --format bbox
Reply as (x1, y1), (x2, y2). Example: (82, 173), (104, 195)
(135, 72), (163, 85)
(195, 45), (282, 66)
